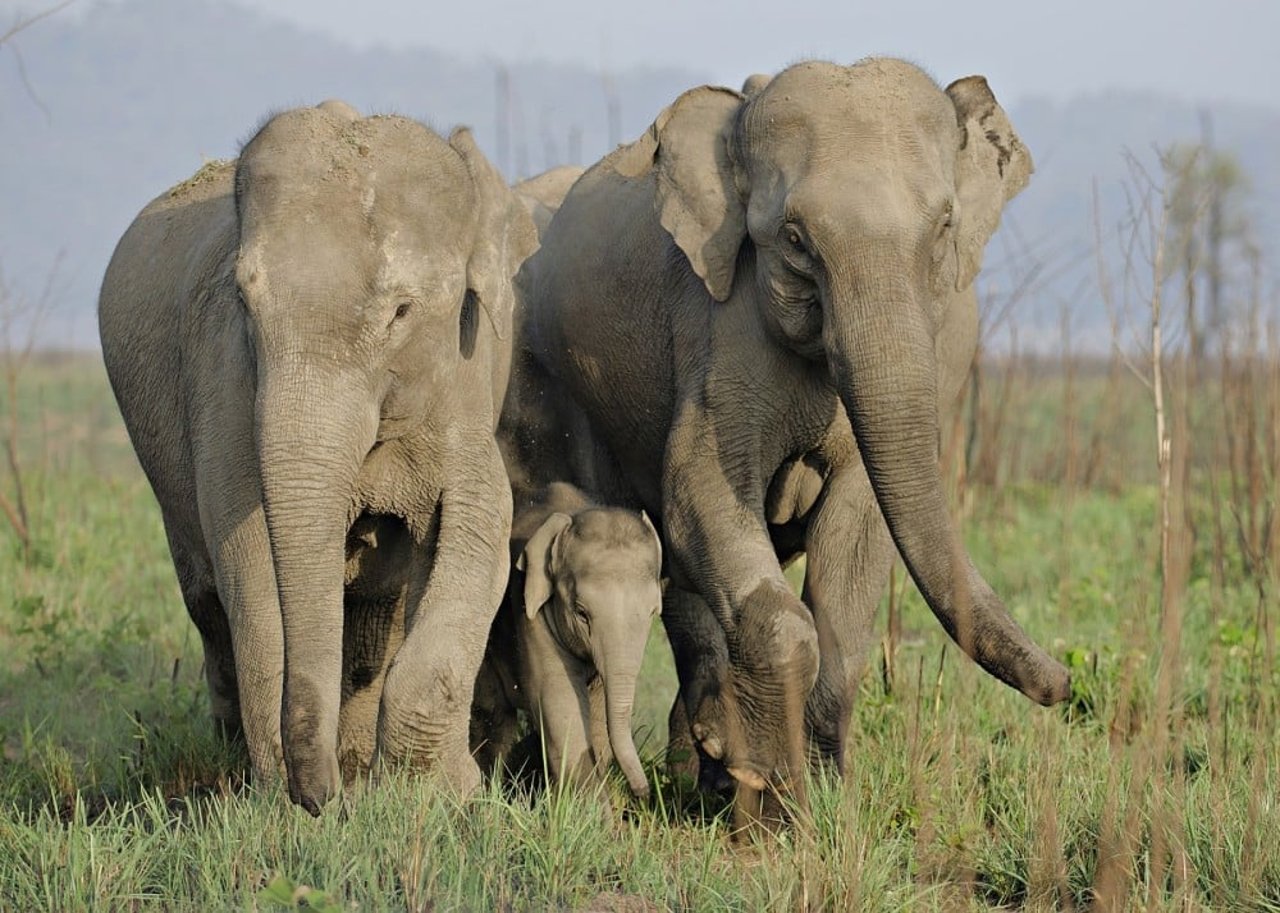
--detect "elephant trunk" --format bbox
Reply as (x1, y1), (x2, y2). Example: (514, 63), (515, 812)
(256, 358), (378, 813)
(596, 629), (650, 798)
(825, 267), (1070, 705)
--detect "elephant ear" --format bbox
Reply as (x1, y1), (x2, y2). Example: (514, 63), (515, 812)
(612, 86), (747, 303)
(450, 127), (540, 341)
(516, 512), (573, 619)
(639, 510), (663, 615)
(945, 76), (1034, 291)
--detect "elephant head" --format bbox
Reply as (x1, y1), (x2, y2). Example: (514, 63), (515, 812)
(617, 60), (1067, 728)
(233, 106), (536, 810)
(517, 508), (664, 798)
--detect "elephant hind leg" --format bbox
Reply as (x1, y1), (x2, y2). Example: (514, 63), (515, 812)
(338, 592), (405, 783)
(662, 585), (736, 794)
(182, 582), (243, 743)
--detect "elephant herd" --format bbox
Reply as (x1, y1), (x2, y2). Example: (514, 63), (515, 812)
(98, 58), (1071, 825)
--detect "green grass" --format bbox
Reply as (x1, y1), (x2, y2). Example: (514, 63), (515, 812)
(1, 355), (1277, 911)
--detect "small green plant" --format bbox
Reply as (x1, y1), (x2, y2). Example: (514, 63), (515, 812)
(257, 874), (345, 912)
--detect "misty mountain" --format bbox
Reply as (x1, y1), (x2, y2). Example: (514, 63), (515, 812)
(2, 0), (1277, 348)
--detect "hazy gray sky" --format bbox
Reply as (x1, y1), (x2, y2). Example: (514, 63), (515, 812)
(5, 0), (1279, 108)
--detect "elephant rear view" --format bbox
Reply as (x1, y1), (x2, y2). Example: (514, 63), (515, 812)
(99, 103), (538, 813)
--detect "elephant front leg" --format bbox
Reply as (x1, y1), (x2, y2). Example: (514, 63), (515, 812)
(524, 638), (595, 791)
(662, 414), (818, 804)
(800, 458), (895, 772)
(375, 442), (512, 794)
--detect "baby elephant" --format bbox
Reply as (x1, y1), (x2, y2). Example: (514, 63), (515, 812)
(471, 483), (662, 798)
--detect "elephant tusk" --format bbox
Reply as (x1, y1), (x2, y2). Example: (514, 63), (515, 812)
(727, 766), (768, 791)
(691, 722), (724, 760)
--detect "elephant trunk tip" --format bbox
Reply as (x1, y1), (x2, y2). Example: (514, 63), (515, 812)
(626, 770), (651, 800)
(1024, 662), (1072, 707)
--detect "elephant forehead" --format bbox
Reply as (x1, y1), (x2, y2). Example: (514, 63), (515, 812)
(570, 573), (662, 612)
(563, 538), (661, 582)
(238, 113), (477, 247)
(565, 510), (656, 554)
(748, 59), (958, 161)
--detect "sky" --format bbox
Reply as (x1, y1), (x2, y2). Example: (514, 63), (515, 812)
(4, 0), (1279, 109)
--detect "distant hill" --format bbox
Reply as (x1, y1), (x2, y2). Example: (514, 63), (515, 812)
(0, 0), (706, 345)
(2, 0), (1277, 349)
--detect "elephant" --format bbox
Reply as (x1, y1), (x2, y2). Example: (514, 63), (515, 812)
(98, 102), (538, 813)
(739, 73), (772, 96)
(502, 58), (1072, 823)
(514, 165), (586, 237)
(470, 482), (662, 798)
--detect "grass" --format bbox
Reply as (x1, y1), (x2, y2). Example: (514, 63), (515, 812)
(1, 354), (1278, 911)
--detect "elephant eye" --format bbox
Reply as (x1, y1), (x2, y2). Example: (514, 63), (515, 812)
(392, 300), (413, 322)
(573, 602), (590, 625)
(937, 203), (955, 236)
(781, 222), (815, 273)
(784, 223), (807, 253)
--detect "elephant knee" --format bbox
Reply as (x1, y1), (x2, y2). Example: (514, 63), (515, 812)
(735, 580), (819, 693)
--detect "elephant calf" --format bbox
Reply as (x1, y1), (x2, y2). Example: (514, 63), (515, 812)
(470, 482), (663, 798)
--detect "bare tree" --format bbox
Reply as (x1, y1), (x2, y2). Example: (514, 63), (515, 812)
(0, 256), (61, 555)
(1, 1), (73, 554)
(1, 0), (75, 116)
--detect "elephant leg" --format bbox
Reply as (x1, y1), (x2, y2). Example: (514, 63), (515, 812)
(205, 532), (287, 782)
(531, 663), (595, 790)
(161, 532), (240, 742)
(338, 593), (405, 783)
(468, 649), (522, 780)
(661, 584), (733, 793)
(662, 410), (818, 794)
(181, 577), (241, 741)
(801, 459), (895, 771)
(376, 441), (512, 794)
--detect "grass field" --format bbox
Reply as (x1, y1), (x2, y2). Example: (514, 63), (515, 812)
(1, 352), (1277, 911)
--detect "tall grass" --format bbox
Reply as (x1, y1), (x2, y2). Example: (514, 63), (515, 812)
(1, 344), (1276, 910)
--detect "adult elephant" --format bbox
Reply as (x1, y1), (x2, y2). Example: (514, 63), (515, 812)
(508, 59), (1071, 820)
(99, 103), (537, 813)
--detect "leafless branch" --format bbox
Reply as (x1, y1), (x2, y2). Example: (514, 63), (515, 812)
(0, 0), (74, 46)
(1, 0), (74, 116)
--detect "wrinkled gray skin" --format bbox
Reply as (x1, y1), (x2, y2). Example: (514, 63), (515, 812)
(99, 102), (538, 814)
(471, 482), (662, 798)
(506, 59), (1071, 824)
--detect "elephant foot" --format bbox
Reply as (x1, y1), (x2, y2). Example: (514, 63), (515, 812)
(702, 581), (817, 830)
(729, 777), (799, 841)
(666, 694), (733, 795)
(439, 750), (482, 797)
